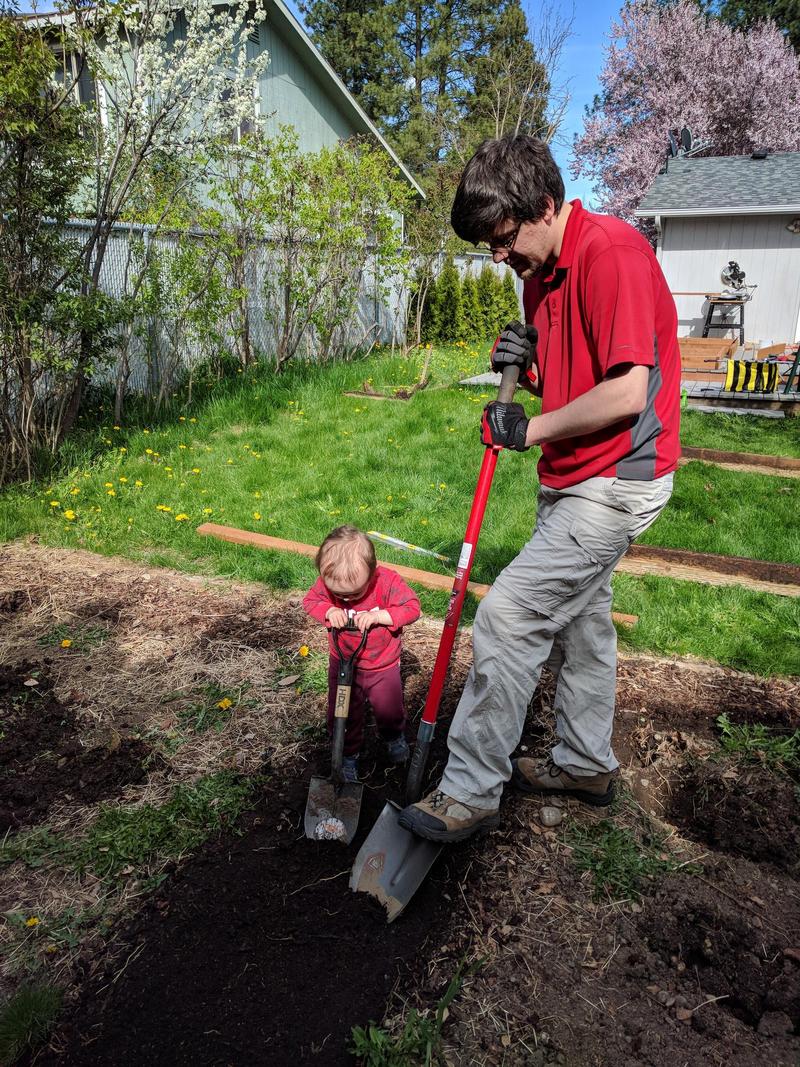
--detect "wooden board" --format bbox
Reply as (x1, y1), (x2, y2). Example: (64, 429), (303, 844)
(195, 524), (640, 627)
(619, 544), (800, 598)
(681, 446), (800, 475)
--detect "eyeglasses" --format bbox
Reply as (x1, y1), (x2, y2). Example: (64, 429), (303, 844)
(477, 224), (521, 254)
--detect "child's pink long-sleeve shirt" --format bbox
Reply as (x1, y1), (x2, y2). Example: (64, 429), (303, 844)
(303, 566), (421, 671)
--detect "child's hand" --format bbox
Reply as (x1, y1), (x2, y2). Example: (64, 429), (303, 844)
(354, 609), (393, 631)
(325, 607), (350, 629)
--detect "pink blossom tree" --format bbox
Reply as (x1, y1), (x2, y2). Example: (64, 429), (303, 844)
(571, 0), (800, 229)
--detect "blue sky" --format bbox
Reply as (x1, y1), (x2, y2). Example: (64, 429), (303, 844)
(19, 0), (620, 204)
(548, 0), (621, 207)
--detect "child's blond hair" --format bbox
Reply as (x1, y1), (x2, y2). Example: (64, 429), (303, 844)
(315, 525), (377, 586)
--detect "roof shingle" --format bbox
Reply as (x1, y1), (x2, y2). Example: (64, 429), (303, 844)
(635, 152), (800, 217)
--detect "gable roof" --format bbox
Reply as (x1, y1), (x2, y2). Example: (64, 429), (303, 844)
(635, 152), (800, 218)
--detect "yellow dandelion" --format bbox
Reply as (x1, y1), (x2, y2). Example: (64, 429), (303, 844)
(49, 500), (60, 508)
(135, 480), (143, 488)
(175, 513), (189, 521)
(70, 487), (80, 495)
(104, 482), (113, 488)
(299, 645), (310, 657)
(64, 510), (76, 521)
(189, 417), (197, 423)
(253, 511), (261, 521)
(119, 476), (128, 483)
(61, 638), (72, 648)
(164, 466), (172, 472)
(143, 428), (150, 434)
(217, 697), (233, 710)
(191, 467), (200, 474)
(113, 425), (121, 430)
(202, 507), (213, 515)
(107, 489), (116, 497)
(145, 448), (153, 455)
(25, 916), (40, 927)
(179, 416), (186, 422)
(227, 459), (234, 465)
(119, 446), (127, 453)
(178, 444), (187, 450)
(253, 491), (262, 498)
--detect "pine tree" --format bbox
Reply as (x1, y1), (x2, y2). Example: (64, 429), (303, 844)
(419, 270), (439, 343)
(499, 270), (522, 325)
(435, 258), (464, 343)
(477, 264), (502, 339)
(461, 0), (550, 155)
(461, 272), (485, 341)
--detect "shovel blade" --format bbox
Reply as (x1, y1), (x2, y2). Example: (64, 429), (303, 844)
(349, 802), (442, 922)
(304, 776), (363, 844)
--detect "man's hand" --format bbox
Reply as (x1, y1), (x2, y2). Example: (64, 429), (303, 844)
(491, 322), (538, 374)
(481, 402), (530, 451)
(325, 607), (350, 629)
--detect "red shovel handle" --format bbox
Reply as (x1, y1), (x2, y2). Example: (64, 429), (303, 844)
(405, 363), (519, 803)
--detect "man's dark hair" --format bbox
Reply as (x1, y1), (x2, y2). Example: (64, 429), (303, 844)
(451, 135), (565, 244)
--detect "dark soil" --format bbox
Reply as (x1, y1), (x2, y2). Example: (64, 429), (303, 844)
(36, 765), (468, 1067)
(669, 760), (800, 872)
(0, 665), (150, 831)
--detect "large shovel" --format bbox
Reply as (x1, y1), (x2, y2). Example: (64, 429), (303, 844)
(350, 364), (520, 920)
(304, 621), (368, 844)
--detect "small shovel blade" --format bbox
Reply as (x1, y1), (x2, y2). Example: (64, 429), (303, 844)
(304, 776), (363, 844)
(349, 802), (442, 921)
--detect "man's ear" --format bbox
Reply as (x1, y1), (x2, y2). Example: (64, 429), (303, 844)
(542, 196), (556, 223)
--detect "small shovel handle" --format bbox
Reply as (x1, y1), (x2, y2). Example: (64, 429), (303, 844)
(331, 715), (347, 784)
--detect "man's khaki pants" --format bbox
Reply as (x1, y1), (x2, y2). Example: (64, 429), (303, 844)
(439, 474), (674, 810)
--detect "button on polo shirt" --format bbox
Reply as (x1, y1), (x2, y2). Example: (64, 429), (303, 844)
(522, 200), (681, 489)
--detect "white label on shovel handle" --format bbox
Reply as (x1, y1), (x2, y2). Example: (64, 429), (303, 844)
(457, 541), (473, 572)
(334, 685), (351, 718)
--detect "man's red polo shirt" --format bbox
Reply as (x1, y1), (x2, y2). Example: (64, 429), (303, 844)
(522, 200), (680, 489)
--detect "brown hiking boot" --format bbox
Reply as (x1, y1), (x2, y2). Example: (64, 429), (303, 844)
(398, 789), (500, 843)
(511, 757), (617, 807)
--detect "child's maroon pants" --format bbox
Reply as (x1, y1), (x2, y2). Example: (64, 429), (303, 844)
(327, 659), (406, 756)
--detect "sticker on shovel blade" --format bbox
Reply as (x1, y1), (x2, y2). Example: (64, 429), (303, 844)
(457, 542), (473, 572)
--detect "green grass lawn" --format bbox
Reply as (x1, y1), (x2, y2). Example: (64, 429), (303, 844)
(2, 343), (799, 677)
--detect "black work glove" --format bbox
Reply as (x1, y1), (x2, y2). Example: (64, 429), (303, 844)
(481, 401), (530, 451)
(490, 322), (539, 374)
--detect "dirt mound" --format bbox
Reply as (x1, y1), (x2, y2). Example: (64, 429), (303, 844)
(0, 665), (151, 831)
(642, 870), (800, 1035)
(669, 760), (800, 871)
(37, 770), (469, 1067)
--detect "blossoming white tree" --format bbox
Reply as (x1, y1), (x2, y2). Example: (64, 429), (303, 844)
(60, 0), (270, 432)
(571, 0), (800, 229)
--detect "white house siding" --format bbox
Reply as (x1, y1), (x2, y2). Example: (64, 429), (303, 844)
(657, 214), (800, 345)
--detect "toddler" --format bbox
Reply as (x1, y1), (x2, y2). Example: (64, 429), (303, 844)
(303, 525), (421, 782)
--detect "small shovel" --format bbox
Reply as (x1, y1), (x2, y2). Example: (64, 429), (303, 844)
(304, 621), (368, 844)
(350, 365), (520, 919)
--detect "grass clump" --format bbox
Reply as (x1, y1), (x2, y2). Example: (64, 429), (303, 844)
(0, 982), (62, 1066)
(0, 772), (257, 879)
(78, 771), (256, 877)
(567, 819), (684, 902)
(350, 961), (472, 1067)
(37, 622), (107, 652)
(716, 713), (800, 772)
(299, 650), (329, 694)
(176, 685), (250, 734)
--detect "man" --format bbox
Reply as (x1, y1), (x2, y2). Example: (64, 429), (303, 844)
(399, 135), (680, 843)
